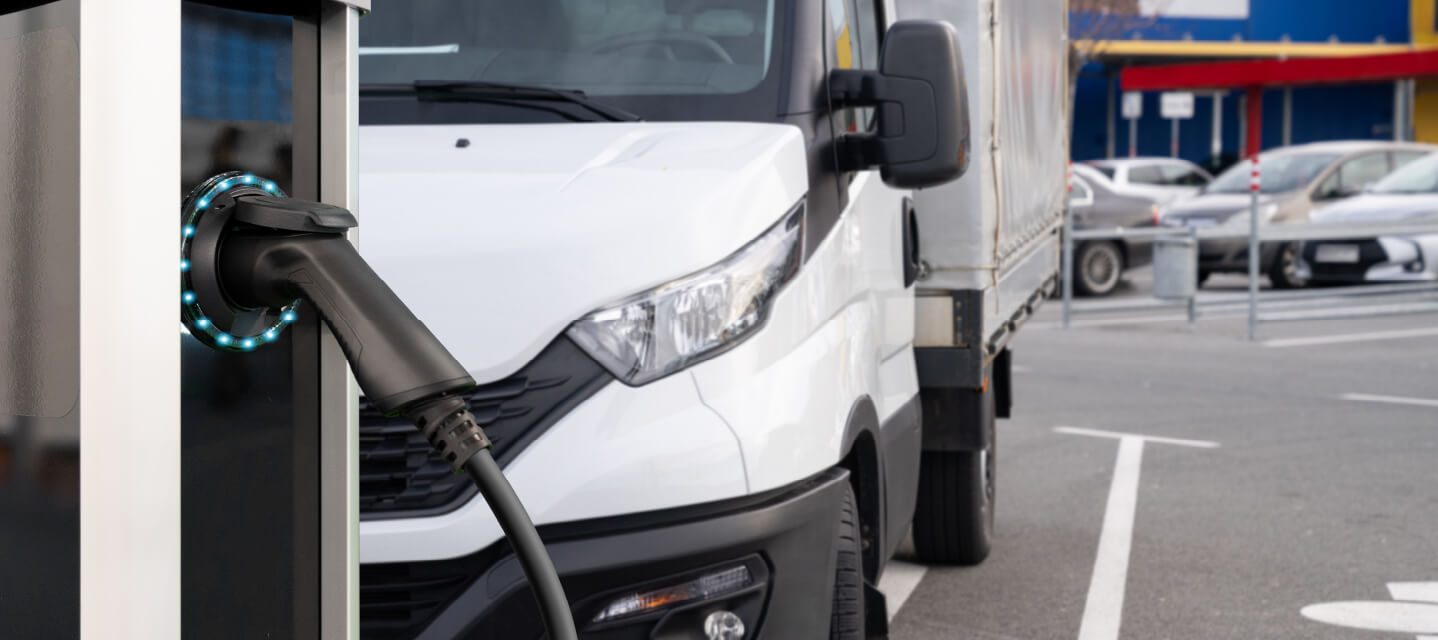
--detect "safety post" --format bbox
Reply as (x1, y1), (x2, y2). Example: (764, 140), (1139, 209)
(1187, 226), (1199, 330)
(1247, 155), (1260, 341)
(1062, 161), (1074, 328)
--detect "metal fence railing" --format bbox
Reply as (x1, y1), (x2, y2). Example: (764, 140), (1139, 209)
(1061, 219), (1438, 339)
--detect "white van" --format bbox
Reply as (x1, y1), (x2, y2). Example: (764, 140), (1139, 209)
(353, 0), (1066, 637)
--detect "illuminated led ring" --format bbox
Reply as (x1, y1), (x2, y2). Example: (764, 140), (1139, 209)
(179, 172), (299, 352)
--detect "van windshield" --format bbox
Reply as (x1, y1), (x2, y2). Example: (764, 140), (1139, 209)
(359, 0), (780, 124)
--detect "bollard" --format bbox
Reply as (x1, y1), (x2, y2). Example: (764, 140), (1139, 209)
(1187, 227), (1198, 330)
(1247, 155), (1260, 341)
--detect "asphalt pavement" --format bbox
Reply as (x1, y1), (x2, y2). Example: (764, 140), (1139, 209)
(880, 268), (1438, 639)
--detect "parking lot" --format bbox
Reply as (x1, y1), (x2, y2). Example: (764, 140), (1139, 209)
(881, 271), (1438, 639)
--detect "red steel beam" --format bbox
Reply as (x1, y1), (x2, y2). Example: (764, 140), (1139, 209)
(1122, 49), (1438, 91)
(1245, 86), (1263, 159)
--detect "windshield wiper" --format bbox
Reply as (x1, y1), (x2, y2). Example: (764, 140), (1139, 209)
(360, 80), (641, 122)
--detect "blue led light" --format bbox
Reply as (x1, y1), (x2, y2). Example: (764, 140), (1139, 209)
(183, 174), (295, 353)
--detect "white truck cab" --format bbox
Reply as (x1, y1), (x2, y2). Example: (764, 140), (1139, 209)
(353, 0), (1065, 638)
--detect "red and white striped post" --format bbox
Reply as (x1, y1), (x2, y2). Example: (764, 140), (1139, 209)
(1247, 155), (1261, 340)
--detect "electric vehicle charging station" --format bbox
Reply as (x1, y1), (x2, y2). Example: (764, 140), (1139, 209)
(1, 1), (366, 637)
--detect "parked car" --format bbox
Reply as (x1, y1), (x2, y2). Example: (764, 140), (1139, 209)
(1161, 140), (1436, 289)
(1298, 151), (1438, 283)
(1085, 157), (1212, 205)
(1069, 164), (1161, 296)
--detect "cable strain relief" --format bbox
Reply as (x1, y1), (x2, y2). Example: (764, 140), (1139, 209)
(404, 395), (491, 472)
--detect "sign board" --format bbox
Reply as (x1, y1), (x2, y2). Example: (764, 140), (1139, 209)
(1161, 92), (1194, 120)
(1121, 92), (1143, 119)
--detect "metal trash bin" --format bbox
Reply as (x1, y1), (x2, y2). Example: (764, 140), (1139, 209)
(1153, 235), (1197, 300)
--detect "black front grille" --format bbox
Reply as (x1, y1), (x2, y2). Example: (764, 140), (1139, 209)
(359, 336), (612, 519)
(360, 547), (502, 640)
(1303, 238), (1388, 281)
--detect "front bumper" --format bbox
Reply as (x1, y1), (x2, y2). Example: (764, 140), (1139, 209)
(1297, 237), (1435, 283)
(363, 468), (849, 640)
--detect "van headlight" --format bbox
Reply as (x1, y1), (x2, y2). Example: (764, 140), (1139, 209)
(567, 201), (805, 385)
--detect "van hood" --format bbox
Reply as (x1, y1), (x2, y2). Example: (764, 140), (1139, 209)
(357, 122), (808, 382)
(1310, 194), (1438, 224)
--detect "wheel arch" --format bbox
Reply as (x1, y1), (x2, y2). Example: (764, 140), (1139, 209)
(838, 396), (883, 582)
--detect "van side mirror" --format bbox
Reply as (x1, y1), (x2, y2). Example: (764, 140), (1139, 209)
(829, 20), (970, 189)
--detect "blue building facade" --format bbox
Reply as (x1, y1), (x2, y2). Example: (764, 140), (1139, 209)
(1071, 0), (1416, 170)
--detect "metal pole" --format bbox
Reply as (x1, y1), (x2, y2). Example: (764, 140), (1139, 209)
(1210, 92), (1223, 165)
(1282, 87), (1293, 146)
(1395, 80), (1405, 142)
(1063, 163), (1074, 328)
(1106, 73), (1117, 159)
(1171, 117), (1179, 158)
(1129, 117), (1138, 157)
(1394, 78), (1414, 142)
(1248, 156), (1260, 341)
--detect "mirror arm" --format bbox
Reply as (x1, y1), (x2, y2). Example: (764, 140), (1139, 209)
(829, 69), (897, 173)
(835, 135), (884, 173)
(830, 68), (886, 106)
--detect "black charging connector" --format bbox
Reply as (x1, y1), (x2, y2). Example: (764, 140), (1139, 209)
(184, 180), (577, 640)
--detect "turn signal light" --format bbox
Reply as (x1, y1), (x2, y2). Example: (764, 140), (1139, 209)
(592, 565), (753, 623)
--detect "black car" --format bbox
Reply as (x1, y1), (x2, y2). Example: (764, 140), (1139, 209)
(1068, 164), (1161, 296)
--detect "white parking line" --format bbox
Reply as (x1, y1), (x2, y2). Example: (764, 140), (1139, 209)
(877, 560), (927, 622)
(1030, 311), (1249, 330)
(1263, 327), (1438, 349)
(1057, 427), (1219, 640)
(1341, 393), (1438, 409)
(1389, 582), (1438, 640)
(1055, 426), (1220, 449)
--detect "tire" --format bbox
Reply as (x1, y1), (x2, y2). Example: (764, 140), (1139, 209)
(830, 483), (865, 640)
(1074, 241), (1124, 297)
(911, 386), (995, 566)
(1268, 242), (1307, 289)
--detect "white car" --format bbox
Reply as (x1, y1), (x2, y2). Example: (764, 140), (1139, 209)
(1299, 151), (1438, 283)
(353, 0), (1065, 638)
(1084, 157), (1213, 205)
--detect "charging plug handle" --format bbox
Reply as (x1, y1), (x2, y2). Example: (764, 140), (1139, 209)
(209, 192), (577, 640)
(217, 197), (473, 414)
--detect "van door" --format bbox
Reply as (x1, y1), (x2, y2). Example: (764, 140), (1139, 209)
(825, 0), (915, 360)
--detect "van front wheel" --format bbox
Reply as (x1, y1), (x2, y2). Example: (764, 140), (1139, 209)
(829, 483), (865, 640)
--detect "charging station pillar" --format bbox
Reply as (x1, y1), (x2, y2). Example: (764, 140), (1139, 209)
(0, 1), (364, 638)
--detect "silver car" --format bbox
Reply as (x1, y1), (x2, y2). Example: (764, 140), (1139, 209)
(1084, 157), (1212, 205)
(1298, 151), (1438, 283)
(1069, 164), (1161, 296)
(1161, 141), (1436, 289)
